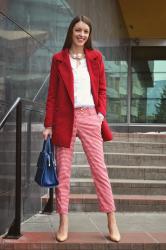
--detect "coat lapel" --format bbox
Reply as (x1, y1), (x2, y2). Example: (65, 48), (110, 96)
(56, 48), (99, 107)
(56, 49), (74, 106)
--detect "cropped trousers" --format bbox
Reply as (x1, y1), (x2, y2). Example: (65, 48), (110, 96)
(55, 107), (116, 214)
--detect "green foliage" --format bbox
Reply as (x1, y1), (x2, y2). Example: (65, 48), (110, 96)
(154, 86), (166, 123)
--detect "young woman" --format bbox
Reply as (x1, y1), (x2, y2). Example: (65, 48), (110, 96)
(43, 15), (121, 243)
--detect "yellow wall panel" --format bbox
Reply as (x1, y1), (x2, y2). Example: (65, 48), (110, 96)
(118, 0), (166, 38)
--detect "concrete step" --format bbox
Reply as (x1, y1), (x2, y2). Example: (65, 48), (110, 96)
(2, 163), (166, 180)
(1, 151), (166, 166)
(1, 140), (166, 160)
(42, 194), (166, 212)
(70, 178), (166, 195)
(112, 132), (166, 143)
(0, 174), (40, 193)
(73, 152), (166, 166)
(0, 131), (42, 144)
(1, 170), (166, 195)
(3, 231), (166, 250)
(0, 151), (39, 163)
(0, 131), (43, 151)
(1, 132), (166, 157)
(71, 165), (166, 180)
(0, 162), (36, 176)
(1, 130), (166, 143)
(74, 141), (166, 154)
(0, 138), (43, 151)
(2, 139), (166, 154)
(2, 212), (166, 249)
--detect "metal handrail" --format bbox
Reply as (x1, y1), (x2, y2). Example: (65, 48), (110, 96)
(0, 97), (21, 129)
(32, 74), (50, 102)
(0, 97), (45, 128)
(0, 97), (53, 239)
(0, 11), (53, 53)
(0, 10), (52, 107)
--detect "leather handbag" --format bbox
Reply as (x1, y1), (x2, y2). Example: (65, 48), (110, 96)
(35, 136), (59, 187)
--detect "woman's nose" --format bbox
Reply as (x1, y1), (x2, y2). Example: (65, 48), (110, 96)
(80, 31), (84, 36)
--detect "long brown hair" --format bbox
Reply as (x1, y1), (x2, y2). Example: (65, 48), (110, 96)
(63, 15), (93, 50)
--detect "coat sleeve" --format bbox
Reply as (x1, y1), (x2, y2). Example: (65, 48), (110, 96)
(44, 55), (58, 128)
(97, 52), (107, 117)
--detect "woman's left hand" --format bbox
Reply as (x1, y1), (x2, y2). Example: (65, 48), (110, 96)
(97, 112), (104, 122)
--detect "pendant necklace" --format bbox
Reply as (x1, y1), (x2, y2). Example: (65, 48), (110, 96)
(70, 50), (85, 67)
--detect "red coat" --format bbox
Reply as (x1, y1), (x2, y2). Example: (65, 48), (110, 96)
(44, 48), (113, 147)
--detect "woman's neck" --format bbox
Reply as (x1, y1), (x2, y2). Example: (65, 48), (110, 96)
(70, 45), (84, 54)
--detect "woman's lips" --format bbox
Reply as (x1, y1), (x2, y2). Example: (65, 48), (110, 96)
(77, 37), (85, 42)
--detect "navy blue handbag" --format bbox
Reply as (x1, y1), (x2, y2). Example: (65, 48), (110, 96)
(35, 136), (59, 187)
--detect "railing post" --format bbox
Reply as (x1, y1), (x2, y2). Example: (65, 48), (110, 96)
(4, 101), (22, 238)
(26, 110), (32, 184)
(42, 188), (54, 213)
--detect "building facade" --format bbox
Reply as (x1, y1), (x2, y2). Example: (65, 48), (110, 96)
(0, 0), (166, 128)
(0, 0), (166, 236)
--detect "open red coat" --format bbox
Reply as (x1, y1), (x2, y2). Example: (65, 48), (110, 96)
(44, 48), (113, 147)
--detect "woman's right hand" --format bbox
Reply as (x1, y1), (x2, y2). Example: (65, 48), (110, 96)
(43, 127), (52, 140)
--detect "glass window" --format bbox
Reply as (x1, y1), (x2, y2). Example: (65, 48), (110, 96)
(101, 53), (128, 123)
(131, 60), (166, 123)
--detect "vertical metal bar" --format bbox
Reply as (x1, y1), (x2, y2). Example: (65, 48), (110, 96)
(42, 188), (54, 213)
(4, 101), (22, 239)
(127, 41), (132, 126)
(26, 110), (32, 184)
(15, 101), (22, 235)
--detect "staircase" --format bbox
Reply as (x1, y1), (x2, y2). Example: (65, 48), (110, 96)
(1, 131), (166, 249)
(42, 132), (166, 213)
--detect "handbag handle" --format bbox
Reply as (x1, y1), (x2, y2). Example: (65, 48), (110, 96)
(42, 136), (54, 156)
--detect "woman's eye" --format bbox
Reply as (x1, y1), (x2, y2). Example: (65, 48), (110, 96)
(74, 28), (89, 34)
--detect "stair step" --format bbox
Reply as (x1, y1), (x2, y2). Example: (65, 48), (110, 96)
(5, 211), (165, 249)
(70, 178), (166, 195)
(1, 130), (166, 143)
(2, 140), (166, 153)
(1, 231), (166, 250)
(73, 152), (166, 166)
(0, 151), (39, 163)
(112, 132), (166, 143)
(0, 139), (43, 151)
(42, 194), (166, 212)
(1, 164), (166, 180)
(71, 165), (166, 180)
(2, 175), (166, 195)
(0, 162), (36, 175)
(74, 141), (166, 154)
(1, 151), (166, 166)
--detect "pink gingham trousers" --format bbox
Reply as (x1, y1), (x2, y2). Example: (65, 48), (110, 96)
(55, 107), (116, 214)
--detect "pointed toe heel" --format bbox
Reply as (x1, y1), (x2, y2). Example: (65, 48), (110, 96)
(109, 234), (121, 242)
(56, 233), (68, 242)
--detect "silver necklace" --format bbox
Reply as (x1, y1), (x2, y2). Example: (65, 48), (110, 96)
(70, 50), (85, 67)
(70, 51), (85, 60)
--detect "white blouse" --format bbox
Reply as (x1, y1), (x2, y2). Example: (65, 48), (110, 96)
(69, 56), (95, 108)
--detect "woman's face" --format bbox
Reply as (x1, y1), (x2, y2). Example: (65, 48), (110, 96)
(72, 21), (90, 48)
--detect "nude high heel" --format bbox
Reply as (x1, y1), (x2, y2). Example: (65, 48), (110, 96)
(107, 212), (121, 242)
(56, 214), (68, 242)
(56, 232), (68, 242)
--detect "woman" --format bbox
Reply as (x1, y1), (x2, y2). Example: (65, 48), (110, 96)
(43, 15), (121, 242)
